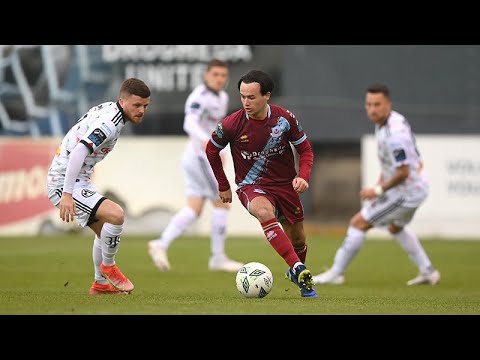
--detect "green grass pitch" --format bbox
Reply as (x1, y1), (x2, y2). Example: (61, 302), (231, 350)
(1, 234), (479, 314)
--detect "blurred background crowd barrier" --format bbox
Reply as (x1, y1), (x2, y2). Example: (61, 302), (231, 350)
(1, 45), (480, 237)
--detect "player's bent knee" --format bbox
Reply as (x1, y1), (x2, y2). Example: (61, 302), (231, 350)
(350, 213), (370, 231)
(97, 200), (125, 225)
(108, 209), (124, 225)
(254, 208), (275, 222)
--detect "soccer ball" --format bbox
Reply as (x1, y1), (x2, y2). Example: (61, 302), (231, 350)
(235, 262), (273, 298)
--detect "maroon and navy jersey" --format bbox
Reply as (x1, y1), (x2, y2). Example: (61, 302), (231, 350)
(210, 104), (308, 188)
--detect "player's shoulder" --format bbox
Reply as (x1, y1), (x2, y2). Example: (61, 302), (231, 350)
(88, 101), (115, 113)
(270, 104), (297, 120)
(222, 108), (244, 124)
(388, 111), (410, 133)
(185, 84), (208, 106)
(219, 89), (229, 101)
(90, 102), (122, 131)
(390, 110), (406, 122)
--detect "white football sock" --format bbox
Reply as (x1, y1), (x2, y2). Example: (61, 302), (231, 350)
(101, 223), (123, 266)
(92, 235), (107, 283)
(393, 227), (433, 274)
(211, 207), (228, 258)
(156, 206), (197, 250)
(331, 226), (366, 275)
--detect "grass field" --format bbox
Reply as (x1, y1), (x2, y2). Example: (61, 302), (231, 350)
(1, 234), (479, 315)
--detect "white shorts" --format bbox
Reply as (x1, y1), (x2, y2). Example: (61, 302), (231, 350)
(182, 152), (219, 200)
(361, 192), (420, 228)
(47, 181), (106, 227)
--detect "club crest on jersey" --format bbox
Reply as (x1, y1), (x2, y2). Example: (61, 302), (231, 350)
(240, 134), (249, 143)
(215, 122), (224, 138)
(81, 189), (96, 198)
(270, 117), (290, 140)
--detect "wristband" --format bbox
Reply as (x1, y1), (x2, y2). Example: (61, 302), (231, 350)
(373, 184), (384, 196)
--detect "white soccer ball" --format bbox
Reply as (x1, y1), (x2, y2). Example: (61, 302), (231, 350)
(235, 262), (273, 298)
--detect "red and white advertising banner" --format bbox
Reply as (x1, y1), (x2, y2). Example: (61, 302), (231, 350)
(0, 138), (60, 234)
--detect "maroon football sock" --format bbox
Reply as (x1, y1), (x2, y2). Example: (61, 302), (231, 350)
(261, 218), (300, 268)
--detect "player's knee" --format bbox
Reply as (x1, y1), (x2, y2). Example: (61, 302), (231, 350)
(109, 205), (125, 225)
(289, 233), (305, 247)
(254, 207), (275, 222)
(350, 213), (370, 231)
(388, 224), (402, 234)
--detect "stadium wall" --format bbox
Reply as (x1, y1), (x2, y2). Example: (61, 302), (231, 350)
(1, 136), (479, 238)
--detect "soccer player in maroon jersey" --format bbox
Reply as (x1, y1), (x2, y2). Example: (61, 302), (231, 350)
(206, 70), (317, 298)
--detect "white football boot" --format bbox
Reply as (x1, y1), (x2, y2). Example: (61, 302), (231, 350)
(407, 269), (441, 286)
(312, 268), (345, 285)
(148, 241), (171, 271)
(208, 255), (244, 272)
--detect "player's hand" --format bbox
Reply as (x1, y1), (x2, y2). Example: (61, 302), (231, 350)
(359, 187), (376, 200)
(59, 192), (76, 223)
(293, 177), (309, 193)
(219, 188), (232, 203)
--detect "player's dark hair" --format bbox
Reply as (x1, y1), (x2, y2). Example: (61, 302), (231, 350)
(366, 83), (390, 99)
(206, 58), (228, 71)
(120, 78), (151, 99)
(237, 70), (274, 96)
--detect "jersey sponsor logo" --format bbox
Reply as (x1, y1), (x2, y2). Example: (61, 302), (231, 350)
(393, 148), (407, 162)
(190, 102), (201, 110)
(241, 145), (287, 161)
(81, 189), (96, 198)
(87, 128), (107, 147)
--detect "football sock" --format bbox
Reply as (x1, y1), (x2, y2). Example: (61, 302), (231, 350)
(261, 218), (299, 268)
(393, 227), (433, 274)
(331, 225), (365, 275)
(157, 206), (197, 250)
(92, 235), (108, 284)
(294, 244), (308, 264)
(211, 207), (228, 257)
(101, 222), (123, 266)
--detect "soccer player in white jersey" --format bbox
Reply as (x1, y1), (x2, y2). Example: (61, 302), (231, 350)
(47, 78), (151, 295)
(313, 83), (440, 286)
(148, 59), (243, 272)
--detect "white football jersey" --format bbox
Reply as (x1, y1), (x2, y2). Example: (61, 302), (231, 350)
(48, 101), (126, 188)
(375, 110), (429, 207)
(183, 83), (228, 156)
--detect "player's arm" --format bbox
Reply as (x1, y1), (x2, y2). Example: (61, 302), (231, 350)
(360, 141), (410, 200)
(360, 165), (409, 200)
(60, 142), (90, 223)
(184, 113), (211, 145)
(286, 110), (313, 193)
(183, 101), (212, 149)
(206, 139), (231, 203)
(293, 138), (314, 193)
